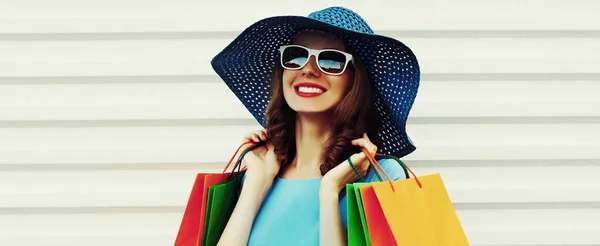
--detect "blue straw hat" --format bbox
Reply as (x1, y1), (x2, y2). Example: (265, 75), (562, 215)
(211, 6), (420, 158)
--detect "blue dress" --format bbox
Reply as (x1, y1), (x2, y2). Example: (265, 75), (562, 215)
(245, 158), (407, 246)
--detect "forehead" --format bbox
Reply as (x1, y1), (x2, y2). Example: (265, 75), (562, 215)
(291, 30), (347, 51)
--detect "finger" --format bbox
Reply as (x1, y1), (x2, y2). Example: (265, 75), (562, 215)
(351, 139), (377, 154)
(350, 138), (366, 146)
(351, 139), (369, 151)
(244, 130), (260, 142)
(351, 135), (371, 144)
(245, 132), (260, 143)
(251, 134), (261, 142)
(259, 130), (268, 141)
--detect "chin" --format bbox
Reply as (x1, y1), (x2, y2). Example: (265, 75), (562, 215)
(289, 105), (330, 114)
(284, 97), (332, 114)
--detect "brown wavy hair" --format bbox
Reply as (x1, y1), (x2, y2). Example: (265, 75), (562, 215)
(265, 47), (382, 175)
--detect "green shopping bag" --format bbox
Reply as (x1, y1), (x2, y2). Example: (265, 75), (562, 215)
(200, 144), (258, 246)
(347, 150), (411, 246)
(347, 182), (372, 246)
(201, 172), (245, 246)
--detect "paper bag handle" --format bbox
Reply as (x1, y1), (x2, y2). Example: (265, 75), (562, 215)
(362, 148), (423, 189)
(222, 141), (257, 174)
(346, 148), (395, 190)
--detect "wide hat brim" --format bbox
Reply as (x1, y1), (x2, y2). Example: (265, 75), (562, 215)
(211, 11), (420, 158)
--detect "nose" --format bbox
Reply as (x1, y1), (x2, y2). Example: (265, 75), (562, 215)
(301, 55), (321, 77)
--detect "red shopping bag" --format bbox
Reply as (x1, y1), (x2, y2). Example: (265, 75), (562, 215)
(359, 184), (397, 246)
(174, 142), (255, 246)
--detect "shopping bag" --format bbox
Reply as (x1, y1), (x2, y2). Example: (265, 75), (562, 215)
(359, 184), (397, 246)
(364, 149), (470, 246)
(345, 154), (396, 246)
(347, 149), (413, 246)
(201, 171), (245, 246)
(174, 142), (255, 246)
(200, 143), (260, 246)
(201, 146), (253, 246)
(345, 151), (398, 246)
(197, 175), (230, 244)
(173, 173), (207, 246)
(346, 183), (372, 246)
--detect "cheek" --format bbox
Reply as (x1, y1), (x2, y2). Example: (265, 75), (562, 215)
(329, 74), (353, 95)
(281, 70), (296, 97)
(282, 70), (295, 86)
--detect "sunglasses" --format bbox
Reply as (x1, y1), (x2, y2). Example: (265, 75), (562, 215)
(278, 45), (354, 76)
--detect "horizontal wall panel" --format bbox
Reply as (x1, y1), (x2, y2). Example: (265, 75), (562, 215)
(461, 209), (600, 245)
(0, 235), (175, 246)
(1, 166), (598, 208)
(1, 38), (598, 77)
(0, 124), (598, 165)
(3, 81), (600, 107)
(0, 213), (179, 246)
(1, 0), (599, 33)
(0, 209), (598, 246)
(1, 81), (599, 121)
(0, 235), (171, 246)
(3, 102), (598, 122)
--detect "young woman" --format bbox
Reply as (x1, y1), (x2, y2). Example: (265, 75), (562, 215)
(210, 6), (420, 246)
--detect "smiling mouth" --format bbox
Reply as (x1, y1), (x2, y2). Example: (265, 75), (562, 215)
(294, 85), (326, 98)
(296, 86), (325, 94)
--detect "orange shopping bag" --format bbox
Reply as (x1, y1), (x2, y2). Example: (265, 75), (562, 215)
(362, 149), (470, 246)
(174, 142), (255, 246)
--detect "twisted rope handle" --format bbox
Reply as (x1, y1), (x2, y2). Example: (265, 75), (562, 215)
(347, 157), (366, 182)
(222, 141), (257, 174)
(361, 148), (395, 191)
(375, 154), (409, 180)
(347, 148), (384, 182)
(363, 148), (423, 190)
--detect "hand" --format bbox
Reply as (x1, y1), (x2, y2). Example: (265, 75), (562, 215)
(321, 133), (378, 194)
(242, 129), (269, 143)
(240, 130), (280, 183)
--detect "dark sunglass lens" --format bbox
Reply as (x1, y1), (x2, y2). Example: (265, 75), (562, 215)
(318, 51), (347, 74)
(282, 47), (308, 69)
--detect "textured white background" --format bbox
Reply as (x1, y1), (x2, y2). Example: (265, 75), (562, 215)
(1, 0), (599, 245)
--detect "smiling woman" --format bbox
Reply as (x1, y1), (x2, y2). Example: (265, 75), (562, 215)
(209, 6), (420, 246)
(270, 30), (382, 178)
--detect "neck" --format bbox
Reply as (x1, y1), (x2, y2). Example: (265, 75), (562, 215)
(289, 112), (334, 177)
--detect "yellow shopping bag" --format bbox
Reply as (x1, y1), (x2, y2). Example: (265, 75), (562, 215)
(364, 150), (470, 246)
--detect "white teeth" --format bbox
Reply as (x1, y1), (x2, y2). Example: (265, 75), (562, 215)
(297, 86), (324, 93)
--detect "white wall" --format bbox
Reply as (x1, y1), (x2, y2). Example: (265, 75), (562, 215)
(1, 0), (599, 245)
